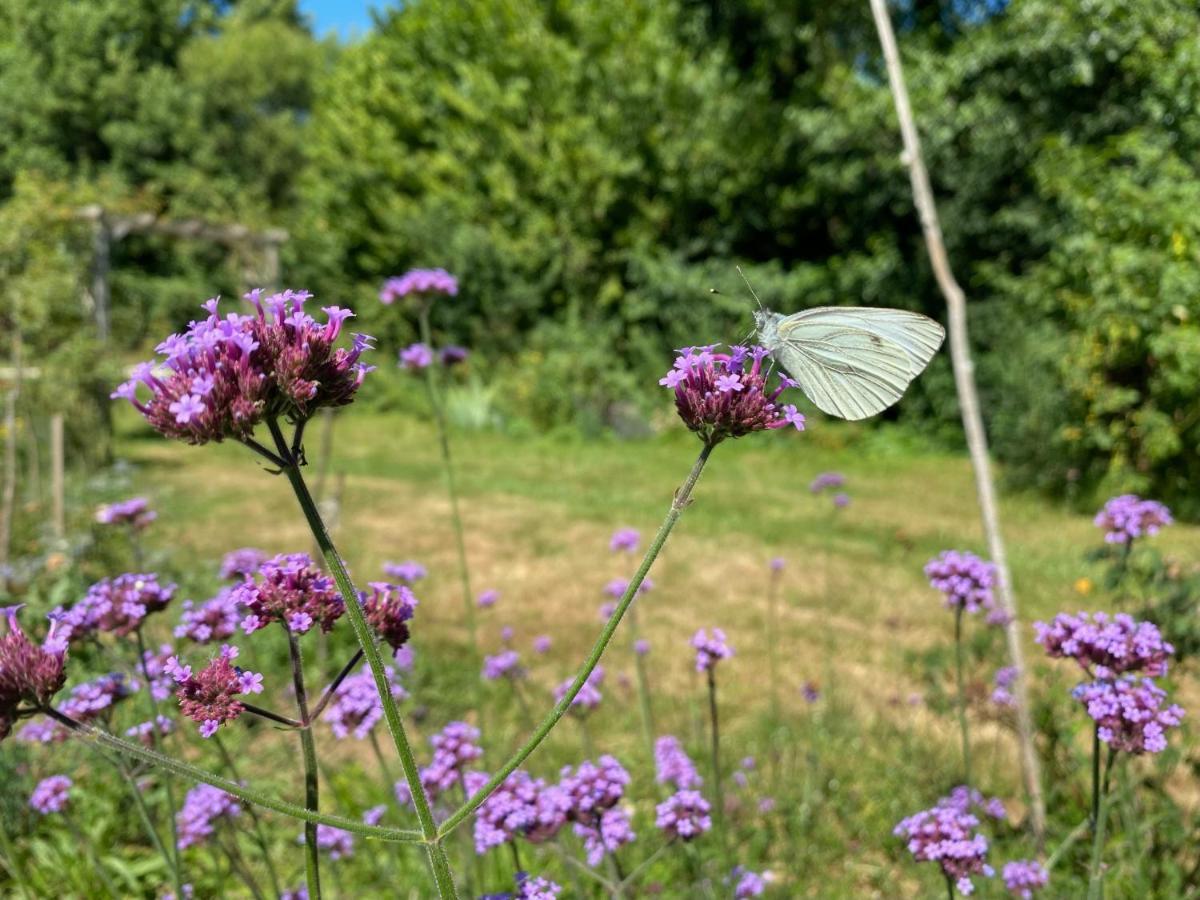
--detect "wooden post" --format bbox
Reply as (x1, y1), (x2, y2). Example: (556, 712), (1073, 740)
(0, 338), (21, 568)
(867, 0), (1047, 844)
(50, 414), (65, 541)
(91, 214), (112, 343)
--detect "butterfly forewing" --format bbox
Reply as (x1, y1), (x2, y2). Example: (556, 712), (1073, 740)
(783, 307), (945, 376)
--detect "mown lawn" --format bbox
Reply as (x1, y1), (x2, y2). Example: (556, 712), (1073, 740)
(55, 406), (1195, 897)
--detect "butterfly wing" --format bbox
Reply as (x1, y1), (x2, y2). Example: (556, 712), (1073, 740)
(771, 308), (945, 421)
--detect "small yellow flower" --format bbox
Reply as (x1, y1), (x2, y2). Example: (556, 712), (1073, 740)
(1073, 577), (1093, 596)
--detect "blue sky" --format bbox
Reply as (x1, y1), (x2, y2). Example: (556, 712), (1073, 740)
(300, 0), (386, 41)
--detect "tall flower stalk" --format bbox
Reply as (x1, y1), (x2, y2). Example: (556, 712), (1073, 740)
(693, 628), (732, 840)
(953, 607), (972, 792)
(287, 629), (321, 898)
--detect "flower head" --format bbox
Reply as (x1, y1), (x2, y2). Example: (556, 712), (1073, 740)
(655, 790), (712, 841)
(29, 775), (72, 814)
(323, 665), (406, 740)
(126, 715), (174, 747)
(95, 497), (156, 530)
(170, 645), (265, 738)
(663, 344), (805, 444)
(0, 607), (68, 740)
(554, 666), (604, 715)
(379, 269), (459, 304)
(474, 770), (571, 853)
(483, 650), (523, 682)
(634, 638), (650, 656)
(1094, 494), (1172, 544)
(477, 589), (500, 609)
(306, 824), (354, 860)
(1002, 860), (1048, 898)
(439, 346), (470, 367)
(574, 807), (635, 866)
(399, 343), (434, 370)
(219, 548), (267, 581)
(894, 803), (994, 895)
(234, 553), (343, 636)
(60, 574), (176, 641)
(397, 722), (485, 806)
(809, 472), (845, 494)
(655, 735), (702, 790)
(691, 628), (733, 673)
(177, 784), (241, 849)
(175, 588), (240, 644)
(1034, 611), (1173, 679)
(533, 635), (552, 654)
(360, 582), (418, 650)
(925, 551), (996, 614)
(769, 557), (785, 572)
(112, 292), (373, 445)
(382, 560), (426, 584)
(991, 667), (1018, 707)
(732, 867), (767, 898)
(560, 755), (630, 821)
(1073, 677), (1184, 754)
(609, 528), (640, 553)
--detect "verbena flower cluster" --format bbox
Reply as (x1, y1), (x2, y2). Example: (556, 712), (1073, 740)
(991, 667), (1017, 707)
(602, 577), (652, 600)
(1033, 611), (1172, 679)
(0, 606), (68, 740)
(126, 714), (174, 747)
(924, 551), (996, 614)
(360, 582), (418, 650)
(177, 784), (241, 849)
(379, 268), (459, 303)
(175, 589), (241, 644)
(733, 867), (767, 898)
(483, 650), (523, 682)
(894, 803), (993, 895)
(309, 824), (354, 860)
(167, 645), (265, 738)
(473, 770), (570, 853)
(219, 548), (267, 581)
(477, 589), (500, 609)
(558, 755), (635, 863)
(481, 872), (563, 900)
(939, 785), (1006, 822)
(395, 722), (484, 805)
(322, 665), (407, 740)
(655, 789), (712, 841)
(691, 628), (733, 673)
(59, 574), (176, 641)
(660, 344), (805, 444)
(112, 291), (373, 445)
(29, 775), (72, 814)
(18, 673), (130, 743)
(139, 642), (177, 701)
(554, 665), (604, 714)
(95, 497), (156, 530)
(609, 528), (640, 553)
(1072, 678), (1184, 754)
(655, 735), (702, 790)
(399, 343), (469, 370)
(1093, 494), (1172, 544)
(383, 560), (426, 584)
(234, 553), (343, 636)
(1002, 859), (1049, 898)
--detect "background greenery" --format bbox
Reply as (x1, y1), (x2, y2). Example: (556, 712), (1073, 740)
(3, 0), (1199, 513)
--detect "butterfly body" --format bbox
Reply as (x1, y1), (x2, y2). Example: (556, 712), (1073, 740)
(754, 306), (945, 421)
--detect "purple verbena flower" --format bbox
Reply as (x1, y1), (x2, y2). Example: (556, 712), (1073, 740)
(379, 269), (459, 304)
(654, 736), (702, 790)
(361, 582), (418, 651)
(991, 667), (1018, 707)
(440, 346), (470, 367)
(1073, 677), (1184, 754)
(1033, 611), (1173, 679)
(306, 824), (354, 860)
(1002, 859), (1049, 898)
(894, 803), (994, 895)
(474, 770), (570, 853)
(602, 577), (652, 600)
(175, 589), (240, 645)
(924, 551), (996, 615)
(399, 343), (434, 370)
(609, 528), (640, 553)
(515, 873), (563, 900)
(234, 553), (343, 636)
(382, 560), (427, 584)
(477, 589), (500, 609)
(655, 790), (712, 841)
(395, 722), (485, 806)
(554, 666), (604, 715)
(483, 650), (523, 682)
(169, 645), (264, 738)
(769, 557), (785, 571)
(219, 548), (267, 581)
(126, 715), (174, 747)
(938, 785), (1006, 821)
(0, 606), (68, 741)
(574, 807), (635, 866)
(634, 638), (650, 656)
(112, 292), (373, 445)
(60, 574), (176, 641)
(832, 492), (850, 508)
(663, 344), (805, 444)
(322, 665), (407, 740)
(732, 867), (767, 898)
(177, 784), (241, 849)
(809, 472), (845, 494)
(29, 775), (72, 814)
(560, 755), (630, 820)
(533, 635), (551, 654)
(1094, 494), (1172, 544)
(95, 497), (156, 530)
(801, 681), (821, 703)
(691, 628), (733, 673)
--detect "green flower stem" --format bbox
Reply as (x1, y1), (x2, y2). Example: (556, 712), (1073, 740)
(944, 872), (955, 900)
(1087, 746), (1117, 899)
(287, 630), (322, 900)
(42, 707), (425, 842)
(213, 734), (282, 898)
(618, 838), (674, 890)
(417, 304), (478, 665)
(271, 419), (457, 898)
(112, 752), (178, 883)
(134, 626), (184, 895)
(438, 442), (716, 839)
(954, 606), (972, 792)
(627, 603), (657, 761)
(308, 649), (365, 723)
(1045, 818), (1090, 871)
(370, 729), (397, 788)
(706, 667), (726, 846)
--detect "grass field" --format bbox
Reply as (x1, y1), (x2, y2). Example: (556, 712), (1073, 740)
(74, 405), (1190, 897)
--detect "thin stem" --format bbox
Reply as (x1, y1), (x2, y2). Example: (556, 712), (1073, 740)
(1091, 725), (1101, 828)
(42, 707), (424, 842)
(508, 839), (522, 876)
(439, 442), (717, 839)
(273, 421), (457, 898)
(287, 630), (322, 900)
(707, 668), (725, 841)
(370, 728), (397, 788)
(239, 436), (289, 470)
(134, 628), (185, 896)
(619, 839), (674, 889)
(417, 304), (478, 666)
(309, 650), (364, 723)
(113, 753), (177, 880)
(953, 607), (972, 792)
(1046, 818), (1090, 871)
(945, 872), (955, 900)
(214, 734), (282, 897)
(1087, 748), (1118, 899)
(219, 830), (266, 900)
(242, 702), (303, 729)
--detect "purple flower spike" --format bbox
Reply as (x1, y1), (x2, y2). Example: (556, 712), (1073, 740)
(1073, 677), (1184, 754)
(379, 269), (459, 304)
(663, 344), (806, 444)
(58, 573), (176, 642)
(95, 497), (156, 530)
(991, 667), (1018, 707)
(732, 867), (767, 898)
(112, 292), (373, 445)
(177, 784), (241, 849)
(1002, 859), (1049, 898)
(925, 551), (996, 614)
(473, 770), (570, 853)
(234, 553), (344, 637)
(691, 628), (733, 673)
(175, 588), (241, 645)
(1033, 611), (1173, 679)
(483, 650), (523, 682)
(554, 666), (604, 715)
(1094, 494), (1172, 544)
(769, 557), (785, 571)
(323, 665), (406, 740)
(30, 775), (72, 814)
(219, 548), (267, 581)
(656, 789), (712, 841)
(894, 802), (994, 895)
(655, 736), (702, 790)
(533, 635), (552, 654)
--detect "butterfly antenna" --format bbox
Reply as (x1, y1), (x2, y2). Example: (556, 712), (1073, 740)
(736, 265), (765, 312)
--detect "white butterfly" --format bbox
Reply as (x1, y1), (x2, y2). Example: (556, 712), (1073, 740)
(754, 305), (945, 421)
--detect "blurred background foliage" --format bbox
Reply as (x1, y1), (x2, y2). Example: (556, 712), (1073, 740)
(1, 0), (1199, 514)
